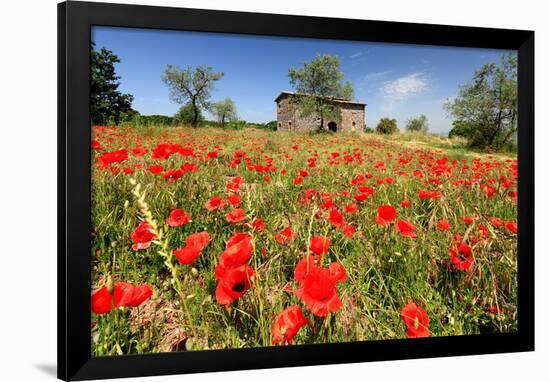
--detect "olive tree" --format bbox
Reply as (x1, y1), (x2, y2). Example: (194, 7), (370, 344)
(211, 98), (237, 128)
(405, 114), (429, 133)
(288, 54), (354, 130)
(376, 117), (399, 135)
(445, 53), (517, 149)
(162, 65), (223, 127)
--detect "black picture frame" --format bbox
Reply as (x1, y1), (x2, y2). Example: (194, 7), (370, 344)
(58, 1), (535, 380)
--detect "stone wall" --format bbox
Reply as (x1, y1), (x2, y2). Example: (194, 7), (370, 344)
(276, 94), (365, 132)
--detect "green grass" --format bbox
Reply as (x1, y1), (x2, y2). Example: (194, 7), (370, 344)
(91, 125), (518, 355)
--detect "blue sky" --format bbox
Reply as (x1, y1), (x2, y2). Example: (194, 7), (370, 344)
(92, 26), (514, 134)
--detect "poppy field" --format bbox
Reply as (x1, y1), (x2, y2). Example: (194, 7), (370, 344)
(91, 125), (518, 355)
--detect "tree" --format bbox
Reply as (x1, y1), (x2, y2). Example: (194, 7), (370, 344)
(162, 65), (224, 127)
(405, 114), (429, 133)
(376, 118), (398, 135)
(211, 98), (237, 128)
(90, 44), (134, 125)
(445, 53), (517, 149)
(173, 103), (204, 126)
(288, 54), (354, 130)
(448, 120), (473, 139)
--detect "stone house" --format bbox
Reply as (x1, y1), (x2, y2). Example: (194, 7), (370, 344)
(275, 91), (366, 132)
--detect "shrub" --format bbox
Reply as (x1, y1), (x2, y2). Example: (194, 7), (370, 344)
(405, 115), (429, 133)
(173, 103), (203, 126)
(376, 117), (398, 135)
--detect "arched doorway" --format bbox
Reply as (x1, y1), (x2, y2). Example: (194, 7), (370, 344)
(328, 121), (337, 132)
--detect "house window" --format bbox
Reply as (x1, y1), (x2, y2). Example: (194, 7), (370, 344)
(352, 121), (356, 127)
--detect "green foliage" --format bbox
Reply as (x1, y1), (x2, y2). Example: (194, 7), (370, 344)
(445, 53), (517, 150)
(162, 65), (224, 127)
(363, 126), (374, 134)
(376, 117), (399, 135)
(263, 121), (278, 131)
(121, 110), (174, 128)
(226, 119), (248, 130)
(288, 54), (355, 130)
(141, 115), (174, 126)
(210, 98), (238, 128)
(174, 103), (204, 126)
(90, 43), (134, 125)
(405, 114), (429, 133)
(448, 120), (473, 139)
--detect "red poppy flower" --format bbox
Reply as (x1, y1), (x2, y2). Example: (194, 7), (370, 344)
(148, 164), (164, 175)
(91, 139), (102, 150)
(131, 147), (148, 157)
(113, 282), (153, 308)
(437, 219), (451, 232)
(275, 227), (296, 244)
(181, 163), (199, 173)
(294, 255), (320, 283)
(272, 305), (309, 345)
(166, 208), (191, 227)
(97, 149), (128, 169)
(328, 262), (347, 282)
(418, 189), (432, 199)
(113, 281), (135, 308)
(345, 203), (358, 214)
(205, 195), (225, 211)
(294, 256), (346, 285)
(489, 217), (503, 227)
(91, 287), (113, 314)
(131, 221), (156, 250)
(376, 205), (396, 226)
(401, 200), (411, 208)
(294, 263), (345, 317)
(163, 169), (184, 182)
(152, 143), (178, 160)
(396, 219), (416, 238)
(401, 302), (430, 338)
(215, 233), (253, 278)
(462, 216), (474, 225)
(173, 231), (211, 265)
(179, 147), (195, 156)
(481, 183), (498, 198)
(215, 265), (255, 306)
(129, 284), (153, 307)
(309, 236), (330, 255)
(227, 176), (244, 191)
(227, 194), (242, 206)
(294, 176), (304, 185)
(226, 208), (246, 223)
(343, 224), (356, 238)
(173, 247), (199, 265)
(328, 209), (346, 228)
(505, 220), (518, 234)
(246, 217), (266, 232)
(450, 241), (474, 270)
(354, 192), (369, 202)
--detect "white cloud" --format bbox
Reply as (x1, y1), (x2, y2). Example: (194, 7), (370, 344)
(364, 70), (391, 82)
(349, 46), (378, 59)
(380, 72), (428, 110)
